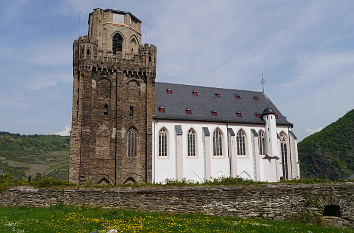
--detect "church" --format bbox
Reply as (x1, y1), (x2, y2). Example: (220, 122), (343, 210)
(69, 8), (300, 185)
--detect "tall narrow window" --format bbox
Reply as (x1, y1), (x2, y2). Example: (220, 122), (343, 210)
(128, 128), (137, 157)
(236, 130), (246, 155)
(129, 106), (134, 116)
(159, 128), (168, 157)
(187, 129), (196, 156)
(103, 104), (109, 116)
(213, 129), (223, 156)
(280, 132), (288, 179)
(112, 33), (123, 54)
(259, 130), (265, 155)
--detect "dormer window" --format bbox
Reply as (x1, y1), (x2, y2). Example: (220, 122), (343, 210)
(167, 88), (172, 94)
(186, 108), (192, 114)
(254, 96), (259, 101)
(236, 94), (241, 99)
(275, 115), (279, 119)
(236, 112), (242, 117)
(211, 111), (217, 116)
(159, 107), (165, 113)
(215, 93), (220, 98)
(192, 90), (198, 96)
(255, 113), (261, 118)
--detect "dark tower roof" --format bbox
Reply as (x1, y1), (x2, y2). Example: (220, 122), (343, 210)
(154, 82), (292, 127)
(261, 108), (275, 117)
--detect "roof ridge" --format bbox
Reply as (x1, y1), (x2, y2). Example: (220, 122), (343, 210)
(156, 82), (263, 94)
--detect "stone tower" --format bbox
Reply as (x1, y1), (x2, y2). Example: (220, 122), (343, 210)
(69, 9), (156, 185)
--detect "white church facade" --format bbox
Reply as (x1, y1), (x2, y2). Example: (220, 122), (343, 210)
(152, 83), (300, 183)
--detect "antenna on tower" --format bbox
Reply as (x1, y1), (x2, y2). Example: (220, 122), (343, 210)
(78, 11), (81, 37)
(260, 74), (265, 93)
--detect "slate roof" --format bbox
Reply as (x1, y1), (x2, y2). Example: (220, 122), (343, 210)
(154, 82), (293, 127)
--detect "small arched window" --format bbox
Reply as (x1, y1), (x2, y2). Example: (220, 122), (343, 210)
(159, 128), (168, 157)
(236, 130), (246, 155)
(128, 128), (137, 157)
(112, 33), (123, 54)
(187, 129), (196, 156)
(280, 132), (288, 179)
(213, 129), (223, 156)
(259, 130), (265, 155)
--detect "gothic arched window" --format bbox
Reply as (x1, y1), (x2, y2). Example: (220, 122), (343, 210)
(130, 38), (137, 54)
(187, 129), (196, 157)
(159, 128), (168, 157)
(236, 130), (247, 155)
(112, 33), (123, 54)
(128, 127), (137, 157)
(213, 128), (223, 156)
(280, 132), (288, 179)
(259, 130), (265, 155)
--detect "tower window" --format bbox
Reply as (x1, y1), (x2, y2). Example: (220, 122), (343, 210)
(149, 56), (152, 62)
(128, 127), (137, 157)
(87, 49), (90, 56)
(112, 33), (123, 54)
(129, 106), (134, 116)
(192, 90), (198, 96)
(104, 104), (109, 116)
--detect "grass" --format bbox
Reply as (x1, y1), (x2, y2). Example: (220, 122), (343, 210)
(0, 205), (350, 233)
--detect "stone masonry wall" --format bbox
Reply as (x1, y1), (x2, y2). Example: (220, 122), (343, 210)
(0, 183), (353, 226)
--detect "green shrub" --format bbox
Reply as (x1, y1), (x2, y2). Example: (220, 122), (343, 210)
(280, 178), (331, 184)
(29, 177), (74, 188)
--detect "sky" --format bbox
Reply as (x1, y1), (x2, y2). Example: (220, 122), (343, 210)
(0, 0), (353, 141)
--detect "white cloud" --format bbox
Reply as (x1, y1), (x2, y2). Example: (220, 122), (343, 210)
(54, 126), (71, 136)
(26, 71), (72, 90)
(305, 127), (323, 136)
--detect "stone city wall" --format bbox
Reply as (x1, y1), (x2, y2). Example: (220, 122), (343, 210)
(0, 183), (352, 226)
